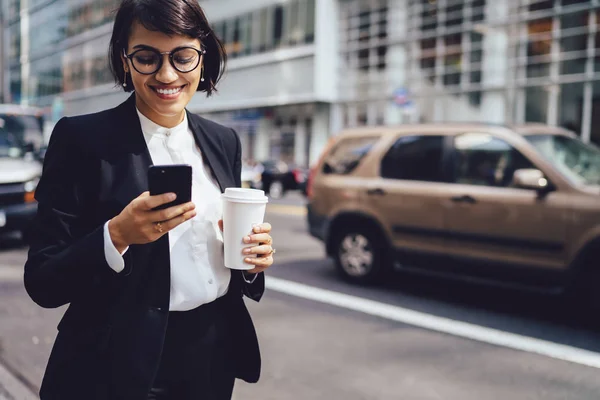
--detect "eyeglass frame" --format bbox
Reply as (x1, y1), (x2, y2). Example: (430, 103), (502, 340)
(122, 46), (207, 75)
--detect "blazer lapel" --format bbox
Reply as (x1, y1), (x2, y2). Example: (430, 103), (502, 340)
(109, 95), (171, 308)
(187, 110), (229, 193)
(111, 95), (154, 207)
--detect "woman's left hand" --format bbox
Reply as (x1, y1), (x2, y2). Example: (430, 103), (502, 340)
(218, 221), (275, 274)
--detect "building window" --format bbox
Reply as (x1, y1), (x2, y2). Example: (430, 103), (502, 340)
(415, 0), (486, 104)
(29, 4), (68, 55)
(30, 53), (63, 99)
(91, 55), (112, 87)
(470, 32), (483, 106)
(287, 0), (301, 45)
(343, 0), (388, 72)
(8, 23), (21, 60)
(559, 10), (589, 76)
(7, 0), (21, 22)
(526, 0), (553, 79)
(242, 14), (253, 56)
(443, 1), (464, 87)
(594, 10), (600, 72)
(305, 0), (316, 43)
(9, 67), (21, 103)
(273, 5), (285, 48)
(67, 0), (118, 38)
(559, 82), (584, 135)
(525, 86), (549, 123)
(213, 0), (315, 59)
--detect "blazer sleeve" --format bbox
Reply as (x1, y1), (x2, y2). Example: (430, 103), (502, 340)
(231, 128), (265, 302)
(24, 117), (118, 309)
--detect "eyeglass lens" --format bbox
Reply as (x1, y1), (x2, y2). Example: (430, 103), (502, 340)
(131, 48), (201, 74)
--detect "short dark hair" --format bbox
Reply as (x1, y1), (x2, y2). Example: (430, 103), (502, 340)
(108, 0), (227, 96)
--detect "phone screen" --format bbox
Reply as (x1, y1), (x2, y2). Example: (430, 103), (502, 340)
(148, 164), (192, 210)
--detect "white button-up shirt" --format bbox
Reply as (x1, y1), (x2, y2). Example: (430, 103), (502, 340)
(103, 109), (232, 311)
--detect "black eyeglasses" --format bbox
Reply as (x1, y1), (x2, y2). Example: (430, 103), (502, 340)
(123, 46), (206, 75)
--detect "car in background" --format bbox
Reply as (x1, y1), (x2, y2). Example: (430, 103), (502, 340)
(241, 160), (263, 189)
(0, 123), (42, 237)
(255, 160), (308, 199)
(0, 104), (47, 160)
(307, 123), (600, 308)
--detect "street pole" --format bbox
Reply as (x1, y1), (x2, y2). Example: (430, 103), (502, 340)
(0, 1), (5, 103)
(20, 0), (30, 106)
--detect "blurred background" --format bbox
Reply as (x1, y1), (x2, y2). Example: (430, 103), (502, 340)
(2, 1), (600, 399)
(2, 0), (600, 165)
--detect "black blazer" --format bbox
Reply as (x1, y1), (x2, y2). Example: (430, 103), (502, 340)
(24, 95), (264, 400)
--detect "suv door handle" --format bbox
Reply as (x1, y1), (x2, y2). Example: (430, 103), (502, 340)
(367, 188), (386, 196)
(451, 195), (476, 204)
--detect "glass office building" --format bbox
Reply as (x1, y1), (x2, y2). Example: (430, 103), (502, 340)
(4, 0), (118, 105)
(5, 0), (599, 164)
(338, 0), (600, 145)
(2, 0), (328, 166)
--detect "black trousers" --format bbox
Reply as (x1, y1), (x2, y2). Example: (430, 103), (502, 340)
(148, 294), (236, 400)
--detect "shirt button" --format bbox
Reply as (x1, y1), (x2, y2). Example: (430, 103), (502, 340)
(165, 131), (171, 137)
(208, 279), (214, 284)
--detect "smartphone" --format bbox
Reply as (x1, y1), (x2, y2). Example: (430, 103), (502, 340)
(148, 164), (192, 210)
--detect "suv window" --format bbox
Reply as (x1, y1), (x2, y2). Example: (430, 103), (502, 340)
(380, 135), (445, 182)
(322, 136), (379, 175)
(453, 133), (535, 187)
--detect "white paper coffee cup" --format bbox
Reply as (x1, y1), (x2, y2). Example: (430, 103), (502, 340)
(222, 188), (269, 270)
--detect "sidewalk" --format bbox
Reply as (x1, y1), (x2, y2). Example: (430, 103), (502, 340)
(0, 362), (37, 400)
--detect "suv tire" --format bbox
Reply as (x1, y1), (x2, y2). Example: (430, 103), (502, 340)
(332, 227), (390, 284)
(568, 244), (600, 312)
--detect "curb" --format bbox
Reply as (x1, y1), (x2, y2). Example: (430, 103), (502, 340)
(0, 362), (37, 400)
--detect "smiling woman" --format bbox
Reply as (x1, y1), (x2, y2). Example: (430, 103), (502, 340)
(108, 0), (227, 127)
(24, 1), (275, 399)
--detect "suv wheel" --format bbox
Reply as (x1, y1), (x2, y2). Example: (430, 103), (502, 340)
(268, 180), (285, 199)
(332, 229), (389, 284)
(578, 267), (600, 312)
(568, 245), (600, 312)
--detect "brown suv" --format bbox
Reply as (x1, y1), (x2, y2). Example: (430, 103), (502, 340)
(307, 123), (600, 306)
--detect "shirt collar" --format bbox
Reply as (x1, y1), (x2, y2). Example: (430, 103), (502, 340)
(136, 107), (189, 139)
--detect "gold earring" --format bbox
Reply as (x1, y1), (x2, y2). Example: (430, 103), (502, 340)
(123, 70), (128, 87)
(200, 65), (205, 82)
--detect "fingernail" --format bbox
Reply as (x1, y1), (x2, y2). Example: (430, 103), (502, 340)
(244, 258), (252, 263)
(242, 249), (251, 255)
(169, 193), (176, 200)
(243, 236), (251, 243)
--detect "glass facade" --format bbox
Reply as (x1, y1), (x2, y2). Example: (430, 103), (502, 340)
(515, 0), (600, 144)
(5, 0), (315, 108)
(211, 0), (315, 59)
(5, 0), (118, 105)
(338, 0), (600, 145)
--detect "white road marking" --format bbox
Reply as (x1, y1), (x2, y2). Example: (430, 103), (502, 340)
(0, 361), (37, 400)
(265, 276), (600, 369)
(266, 204), (306, 217)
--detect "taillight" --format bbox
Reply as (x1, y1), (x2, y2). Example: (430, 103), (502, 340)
(24, 191), (36, 203)
(292, 169), (302, 183)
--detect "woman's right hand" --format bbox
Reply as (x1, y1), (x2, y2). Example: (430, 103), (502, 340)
(108, 191), (196, 253)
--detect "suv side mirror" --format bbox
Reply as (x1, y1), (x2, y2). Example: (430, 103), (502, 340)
(513, 168), (552, 192)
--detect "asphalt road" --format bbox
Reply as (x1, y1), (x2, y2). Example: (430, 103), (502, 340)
(1, 195), (600, 399)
